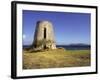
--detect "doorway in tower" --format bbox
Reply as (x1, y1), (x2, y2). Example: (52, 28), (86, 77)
(44, 28), (46, 49)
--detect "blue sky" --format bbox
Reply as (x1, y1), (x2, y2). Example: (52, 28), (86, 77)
(23, 10), (91, 45)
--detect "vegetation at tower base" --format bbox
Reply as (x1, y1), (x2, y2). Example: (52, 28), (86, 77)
(23, 48), (90, 69)
(34, 39), (55, 48)
(29, 39), (55, 52)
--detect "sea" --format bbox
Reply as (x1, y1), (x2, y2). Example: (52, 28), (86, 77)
(56, 45), (90, 50)
(23, 45), (90, 50)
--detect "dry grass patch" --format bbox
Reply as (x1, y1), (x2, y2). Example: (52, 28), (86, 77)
(23, 49), (90, 69)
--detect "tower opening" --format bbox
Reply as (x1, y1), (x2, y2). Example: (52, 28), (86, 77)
(44, 28), (46, 49)
(44, 28), (46, 39)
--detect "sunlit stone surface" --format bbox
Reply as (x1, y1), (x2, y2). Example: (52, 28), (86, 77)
(32, 20), (56, 50)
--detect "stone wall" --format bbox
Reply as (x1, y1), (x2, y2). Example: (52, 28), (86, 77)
(32, 20), (56, 50)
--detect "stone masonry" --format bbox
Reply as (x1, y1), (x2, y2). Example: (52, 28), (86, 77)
(32, 20), (56, 50)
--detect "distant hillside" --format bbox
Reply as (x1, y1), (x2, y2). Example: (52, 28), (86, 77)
(57, 44), (90, 50)
(68, 43), (90, 46)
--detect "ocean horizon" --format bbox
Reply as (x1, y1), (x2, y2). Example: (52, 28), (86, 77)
(23, 44), (90, 50)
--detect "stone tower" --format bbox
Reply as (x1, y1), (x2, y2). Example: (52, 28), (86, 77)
(32, 20), (56, 50)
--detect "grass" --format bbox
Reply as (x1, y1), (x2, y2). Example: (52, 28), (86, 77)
(23, 48), (90, 69)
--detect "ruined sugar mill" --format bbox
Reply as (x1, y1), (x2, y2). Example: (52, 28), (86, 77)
(31, 20), (56, 51)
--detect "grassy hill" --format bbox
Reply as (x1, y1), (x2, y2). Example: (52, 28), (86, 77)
(23, 48), (90, 69)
